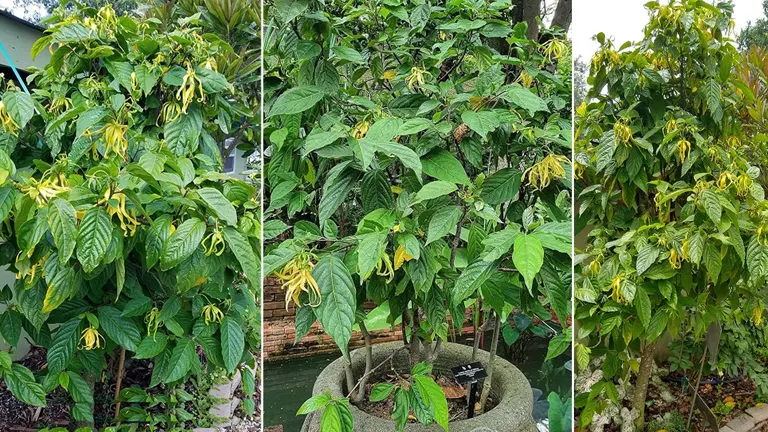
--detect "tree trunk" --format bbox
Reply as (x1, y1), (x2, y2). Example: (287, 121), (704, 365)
(410, 307), (422, 366)
(479, 311), (500, 412)
(550, 0), (572, 33)
(353, 323), (374, 405)
(522, 0), (541, 41)
(633, 342), (657, 429)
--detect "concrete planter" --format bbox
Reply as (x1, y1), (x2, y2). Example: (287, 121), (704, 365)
(301, 341), (537, 432)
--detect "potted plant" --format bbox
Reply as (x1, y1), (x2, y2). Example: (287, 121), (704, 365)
(263, 0), (573, 430)
(0, 2), (259, 427)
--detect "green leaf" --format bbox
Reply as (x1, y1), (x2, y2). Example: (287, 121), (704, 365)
(71, 402), (94, 423)
(313, 255), (356, 359)
(6, 364), (46, 406)
(197, 187), (237, 226)
(635, 244), (660, 276)
(274, 0), (309, 23)
(303, 129), (346, 155)
(221, 317), (245, 373)
(76, 207), (112, 273)
(373, 141), (422, 177)
(452, 260), (494, 305)
(636, 286), (651, 329)
(370, 383), (394, 402)
(513, 234), (544, 293)
(98, 306), (141, 352)
(413, 375), (449, 431)
(546, 333), (571, 360)
(65, 371), (94, 404)
(134, 333), (168, 359)
(48, 198), (77, 263)
(268, 86), (325, 117)
(506, 85), (549, 115)
(332, 46), (366, 64)
(703, 243), (722, 284)
(43, 266), (75, 313)
(421, 148), (470, 185)
(704, 78), (722, 122)
(3, 92), (35, 128)
(164, 337), (197, 383)
(426, 205), (461, 245)
(361, 170), (393, 213)
(460, 110), (500, 139)
(0, 187), (17, 222)
(297, 393), (331, 414)
(318, 169), (358, 227)
(357, 232), (386, 280)
(222, 227), (260, 288)
(646, 310), (668, 341)
(411, 181), (457, 206)
(0, 309), (21, 346)
(397, 118), (432, 135)
(165, 103), (202, 156)
(145, 215), (172, 270)
(393, 388), (410, 430)
(160, 218), (206, 270)
(482, 224), (521, 261)
(701, 190), (722, 225)
(480, 168), (522, 205)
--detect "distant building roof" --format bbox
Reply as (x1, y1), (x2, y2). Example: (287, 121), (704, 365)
(0, 9), (45, 33)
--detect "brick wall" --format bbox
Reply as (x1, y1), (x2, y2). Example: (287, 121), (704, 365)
(263, 277), (473, 360)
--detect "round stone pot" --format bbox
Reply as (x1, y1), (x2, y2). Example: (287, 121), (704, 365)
(301, 341), (537, 432)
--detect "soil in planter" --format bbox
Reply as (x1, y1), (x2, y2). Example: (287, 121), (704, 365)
(359, 374), (497, 423)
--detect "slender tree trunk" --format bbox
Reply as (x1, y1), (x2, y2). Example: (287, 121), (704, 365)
(353, 323), (374, 404)
(522, 0), (541, 41)
(410, 306), (422, 366)
(471, 303), (481, 362)
(344, 362), (356, 398)
(633, 341), (657, 429)
(550, 0), (572, 33)
(479, 312), (500, 412)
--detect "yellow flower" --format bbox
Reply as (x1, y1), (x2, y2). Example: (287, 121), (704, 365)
(376, 251), (395, 282)
(610, 275), (625, 303)
(541, 38), (567, 63)
(176, 63), (205, 113)
(589, 259), (601, 275)
(158, 101), (182, 125)
(613, 120), (633, 145)
(21, 178), (70, 206)
(523, 154), (570, 190)
(99, 190), (140, 236)
(663, 119), (678, 136)
(669, 248), (681, 269)
(103, 121), (129, 159)
(676, 139), (691, 162)
(79, 326), (104, 350)
(728, 136), (741, 147)
(391, 185), (403, 194)
(352, 121), (370, 140)
(735, 174), (752, 198)
(754, 303), (763, 326)
(717, 172), (733, 190)
(516, 70), (534, 88)
(203, 227), (226, 256)
(381, 70), (397, 80)
(0, 101), (20, 136)
(202, 304), (224, 325)
(394, 245), (414, 270)
(200, 57), (218, 71)
(276, 254), (321, 309)
(405, 67), (431, 91)
(145, 307), (161, 338)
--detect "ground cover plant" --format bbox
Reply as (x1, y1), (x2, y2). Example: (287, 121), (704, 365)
(262, 0), (573, 430)
(0, 1), (259, 429)
(574, 0), (768, 429)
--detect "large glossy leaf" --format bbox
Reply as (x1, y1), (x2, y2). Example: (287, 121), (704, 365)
(512, 234), (544, 293)
(421, 148), (470, 185)
(313, 255), (356, 359)
(47, 316), (82, 375)
(145, 215), (173, 270)
(268, 86), (325, 117)
(164, 337), (197, 383)
(160, 218), (206, 270)
(426, 205), (461, 245)
(165, 104), (202, 156)
(221, 317), (245, 373)
(98, 306), (141, 352)
(48, 198), (78, 263)
(460, 110), (500, 139)
(198, 187), (237, 226)
(481, 168), (522, 205)
(76, 207), (112, 273)
(6, 364), (46, 407)
(222, 227), (260, 288)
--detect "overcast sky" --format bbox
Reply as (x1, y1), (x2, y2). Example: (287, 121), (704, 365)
(573, 0), (765, 61)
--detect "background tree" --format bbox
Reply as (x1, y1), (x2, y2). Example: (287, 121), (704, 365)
(738, 0), (768, 50)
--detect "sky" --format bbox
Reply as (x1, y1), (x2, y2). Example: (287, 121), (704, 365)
(572, 0), (765, 61)
(0, 0), (45, 20)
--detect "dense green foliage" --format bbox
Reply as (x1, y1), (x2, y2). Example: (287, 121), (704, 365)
(0, 2), (259, 428)
(574, 0), (768, 428)
(263, 0), (572, 429)
(737, 0), (768, 50)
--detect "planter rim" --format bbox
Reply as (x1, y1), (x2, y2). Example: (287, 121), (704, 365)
(302, 341), (536, 432)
